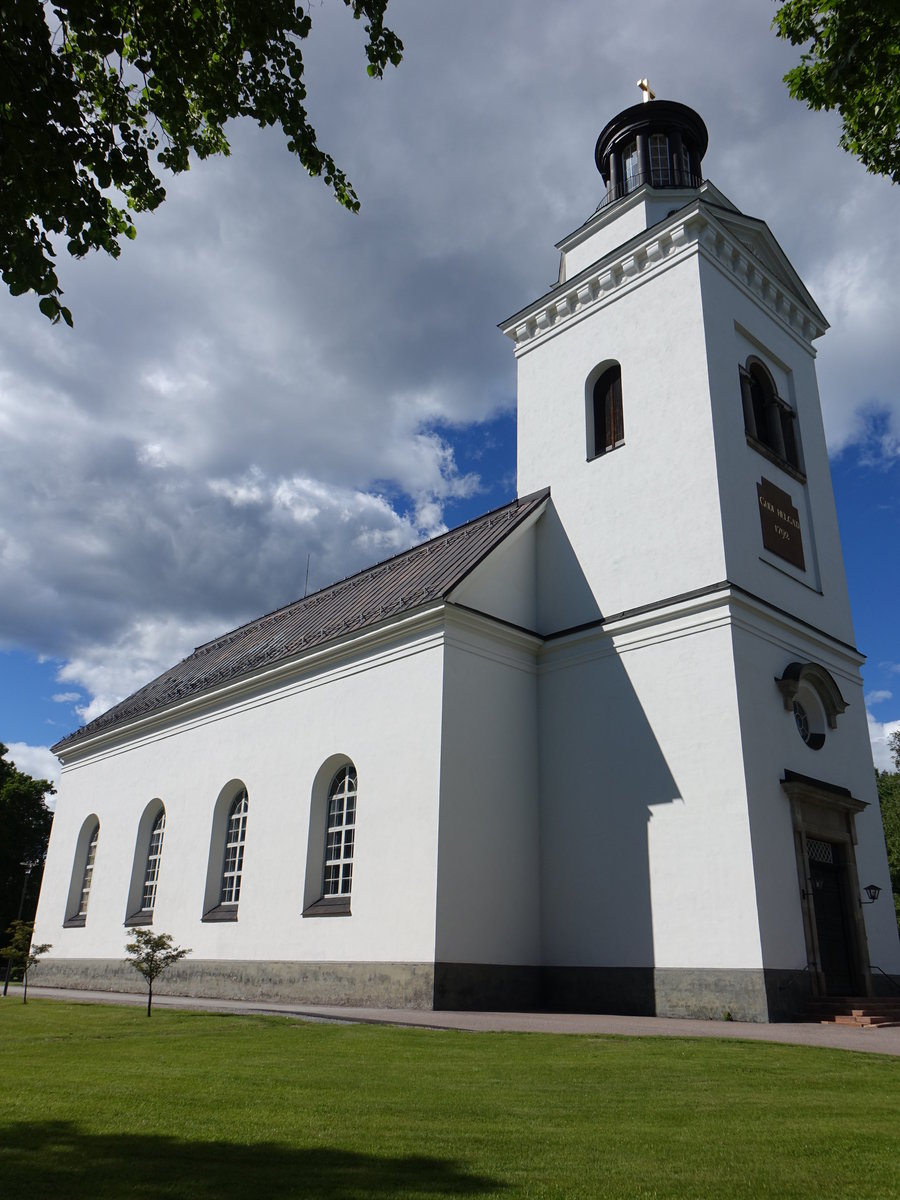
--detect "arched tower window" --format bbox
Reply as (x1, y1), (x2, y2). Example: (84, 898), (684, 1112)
(739, 358), (801, 473)
(588, 364), (624, 459)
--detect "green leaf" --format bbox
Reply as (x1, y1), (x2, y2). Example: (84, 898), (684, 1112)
(2, 0), (404, 324)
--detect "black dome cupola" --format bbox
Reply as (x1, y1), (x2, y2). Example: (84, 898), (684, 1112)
(594, 99), (708, 207)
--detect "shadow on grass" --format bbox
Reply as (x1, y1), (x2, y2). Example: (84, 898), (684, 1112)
(1, 1120), (506, 1199)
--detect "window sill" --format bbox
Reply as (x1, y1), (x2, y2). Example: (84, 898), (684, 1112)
(124, 911), (154, 927)
(63, 914), (86, 929)
(745, 435), (806, 484)
(201, 904), (238, 923)
(303, 896), (352, 918)
(587, 439), (625, 463)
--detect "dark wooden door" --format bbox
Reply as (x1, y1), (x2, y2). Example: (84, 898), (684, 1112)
(809, 855), (857, 995)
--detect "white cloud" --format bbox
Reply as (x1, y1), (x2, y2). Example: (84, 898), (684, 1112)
(867, 711), (900, 772)
(865, 690), (893, 707)
(0, 0), (897, 727)
(51, 692), (81, 704)
(55, 617), (231, 725)
(6, 743), (61, 796)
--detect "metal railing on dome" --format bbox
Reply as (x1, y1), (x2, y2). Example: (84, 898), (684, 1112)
(595, 170), (704, 213)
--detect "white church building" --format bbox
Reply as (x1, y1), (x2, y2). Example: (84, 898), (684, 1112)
(34, 98), (900, 1021)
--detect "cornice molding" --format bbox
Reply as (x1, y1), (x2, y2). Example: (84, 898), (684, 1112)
(501, 202), (826, 355)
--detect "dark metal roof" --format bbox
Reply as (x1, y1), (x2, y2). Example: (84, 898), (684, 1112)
(54, 488), (549, 753)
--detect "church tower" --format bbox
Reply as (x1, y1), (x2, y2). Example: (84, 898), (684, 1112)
(502, 95), (899, 1019)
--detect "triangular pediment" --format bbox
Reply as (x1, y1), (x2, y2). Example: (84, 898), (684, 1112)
(704, 204), (827, 329)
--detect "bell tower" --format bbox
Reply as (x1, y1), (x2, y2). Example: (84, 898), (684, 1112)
(500, 96), (899, 1020)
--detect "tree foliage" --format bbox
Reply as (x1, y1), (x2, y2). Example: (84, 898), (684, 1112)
(876, 729), (900, 934)
(1, 2), (403, 325)
(1, 919), (52, 1003)
(0, 744), (55, 939)
(773, 1), (900, 183)
(125, 929), (190, 1015)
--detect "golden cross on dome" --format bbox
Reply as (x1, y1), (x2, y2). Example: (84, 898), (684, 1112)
(637, 78), (656, 103)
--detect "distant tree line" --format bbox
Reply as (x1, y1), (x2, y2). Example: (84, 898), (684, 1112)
(876, 730), (900, 934)
(0, 744), (54, 937)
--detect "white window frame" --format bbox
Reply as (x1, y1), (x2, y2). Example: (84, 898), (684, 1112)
(649, 133), (670, 186)
(141, 809), (166, 911)
(220, 789), (248, 906)
(78, 824), (99, 916)
(65, 817), (100, 926)
(622, 139), (640, 192)
(323, 766), (357, 898)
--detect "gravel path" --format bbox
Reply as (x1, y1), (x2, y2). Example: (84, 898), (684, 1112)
(20, 985), (900, 1057)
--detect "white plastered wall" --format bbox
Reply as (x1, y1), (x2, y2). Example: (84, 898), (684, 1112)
(448, 516), (540, 632)
(537, 602), (763, 972)
(559, 188), (711, 282)
(730, 611), (900, 974)
(699, 253), (856, 643)
(433, 610), (542, 965)
(34, 620), (448, 968)
(516, 248), (728, 633)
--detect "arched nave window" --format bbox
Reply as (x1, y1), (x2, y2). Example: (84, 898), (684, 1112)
(303, 759), (358, 918)
(64, 817), (100, 927)
(202, 782), (249, 922)
(220, 790), (248, 905)
(125, 802), (166, 927)
(323, 765), (357, 899)
(143, 809), (166, 910)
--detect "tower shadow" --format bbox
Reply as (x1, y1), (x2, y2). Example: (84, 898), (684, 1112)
(1, 1120), (506, 1200)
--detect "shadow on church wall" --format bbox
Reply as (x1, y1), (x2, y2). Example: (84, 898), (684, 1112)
(536, 507), (682, 1017)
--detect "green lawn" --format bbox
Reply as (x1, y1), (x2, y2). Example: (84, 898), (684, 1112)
(0, 1000), (897, 1199)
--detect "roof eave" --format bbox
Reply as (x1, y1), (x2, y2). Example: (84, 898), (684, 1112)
(53, 601), (450, 763)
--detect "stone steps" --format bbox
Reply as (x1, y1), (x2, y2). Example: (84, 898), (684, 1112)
(802, 997), (900, 1029)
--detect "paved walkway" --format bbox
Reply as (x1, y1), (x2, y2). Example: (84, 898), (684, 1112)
(21, 985), (900, 1056)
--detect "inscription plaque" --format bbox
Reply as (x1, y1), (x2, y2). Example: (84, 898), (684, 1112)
(757, 476), (805, 570)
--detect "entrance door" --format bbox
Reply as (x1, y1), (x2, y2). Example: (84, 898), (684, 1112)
(807, 839), (858, 995)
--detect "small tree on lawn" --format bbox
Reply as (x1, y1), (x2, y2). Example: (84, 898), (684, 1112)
(1, 920), (51, 1003)
(125, 930), (190, 1017)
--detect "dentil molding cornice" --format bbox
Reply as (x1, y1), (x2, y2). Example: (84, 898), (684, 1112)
(501, 202), (826, 354)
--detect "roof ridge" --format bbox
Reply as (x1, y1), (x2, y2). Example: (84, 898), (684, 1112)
(53, 488), (550, 753)
(190, 489), (546, 657)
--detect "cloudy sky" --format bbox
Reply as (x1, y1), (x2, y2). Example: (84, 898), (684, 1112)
(1, 0), (898, 786)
